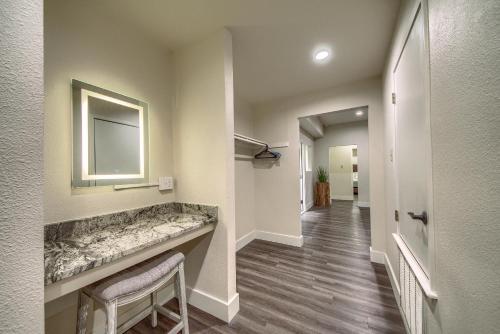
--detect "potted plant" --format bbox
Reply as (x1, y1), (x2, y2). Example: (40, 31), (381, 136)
(315, 166), (330, 207)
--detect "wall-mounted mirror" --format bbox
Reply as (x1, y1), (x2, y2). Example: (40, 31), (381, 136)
(72, 80), (149, 187)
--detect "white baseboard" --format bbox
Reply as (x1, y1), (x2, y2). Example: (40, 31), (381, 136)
(306, 201), (314, 211)
(357, 201), (370, 207)
(236, 230), (304, 251)
(370, 247), (385, 264)
(186, 288), (239, 323)
(236, 230), (256, 252)
(332, 195), (354, 200)
(255, 230), (304, 247)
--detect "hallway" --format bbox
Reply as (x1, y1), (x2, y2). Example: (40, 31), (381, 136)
(128, 201), (405, 333)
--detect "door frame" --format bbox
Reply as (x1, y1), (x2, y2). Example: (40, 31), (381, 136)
(300, 142), (306, 213)
(393, 0), (436, 290)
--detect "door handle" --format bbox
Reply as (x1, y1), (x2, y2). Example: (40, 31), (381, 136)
(407, 211), (428, 225)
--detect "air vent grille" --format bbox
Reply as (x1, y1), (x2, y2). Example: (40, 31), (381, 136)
(399, 253), (424, 334)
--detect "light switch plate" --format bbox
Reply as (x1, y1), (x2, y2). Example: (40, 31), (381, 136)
(158, 176), (174, 191)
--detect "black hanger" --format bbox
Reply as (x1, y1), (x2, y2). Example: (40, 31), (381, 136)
(254, 145), (281, 160)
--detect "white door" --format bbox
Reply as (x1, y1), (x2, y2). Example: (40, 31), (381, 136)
(329, 146), (354, 201)
(394, 6), (431, 274)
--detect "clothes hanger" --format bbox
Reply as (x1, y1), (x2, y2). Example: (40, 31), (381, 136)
(254, 144), (281, 160)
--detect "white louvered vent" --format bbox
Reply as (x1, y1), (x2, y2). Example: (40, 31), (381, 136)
(399, 252), (424, 334)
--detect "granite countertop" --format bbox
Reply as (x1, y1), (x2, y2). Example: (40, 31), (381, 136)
(44, 202), (217, 286)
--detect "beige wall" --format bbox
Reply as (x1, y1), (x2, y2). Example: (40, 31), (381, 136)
(172, 29), (238, 320)
(383, 0), (500, 332)
(43, 0), (176, 331)
(234, 96), (256, 240)
(253, 77), (386, 251)
(314, 121), (370, 205)
(0, 0), (44, 333)
(44, 0), (175, 225)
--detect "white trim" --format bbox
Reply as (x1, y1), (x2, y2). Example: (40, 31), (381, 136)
(113, 182), (159, 190)
(369, 247), (385, 264)
(186, 288), (240, 323)
(236, 230), (304, 252)
(255, 230), (304, 247)
(385, 253), (400, 298)
(236, 230), (256, 251)
(357, 201), (370, 207)
(393, 233), (437, 299)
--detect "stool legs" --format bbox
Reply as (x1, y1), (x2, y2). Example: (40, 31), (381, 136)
(175, 263), (189, 334)
(104, 300), (118, 334)
(151, 291), (158, 328)
(78, 259), (188, 334)
(76, 290), (91, 334)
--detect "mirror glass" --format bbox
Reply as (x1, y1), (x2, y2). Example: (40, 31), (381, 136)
(72, 80), (149, 187)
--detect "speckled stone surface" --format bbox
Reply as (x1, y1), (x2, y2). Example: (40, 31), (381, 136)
(44, 202), (217, 285)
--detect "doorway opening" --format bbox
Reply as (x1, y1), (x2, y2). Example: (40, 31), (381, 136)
(298, 106), (369, 211)
(329, 144), (358, 202)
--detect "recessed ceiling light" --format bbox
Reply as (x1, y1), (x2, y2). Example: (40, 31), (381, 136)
(314, 50), (330, 61)
(355, 110), (364, 117)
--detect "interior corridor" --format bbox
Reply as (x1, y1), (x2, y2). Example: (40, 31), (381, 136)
(128, 201), (405, 334)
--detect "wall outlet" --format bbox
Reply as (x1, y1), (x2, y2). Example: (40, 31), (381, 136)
(158, 176), (174, 191)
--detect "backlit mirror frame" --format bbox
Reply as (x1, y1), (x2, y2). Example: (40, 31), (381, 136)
(72, 80), (149, 187)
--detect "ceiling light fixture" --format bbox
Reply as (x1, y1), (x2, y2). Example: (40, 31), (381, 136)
(355, 110), (364, 117)
(314, 50), (330, 61)
(312, 45), (332, 64)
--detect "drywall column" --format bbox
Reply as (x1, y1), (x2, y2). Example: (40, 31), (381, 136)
(383, 0), (500, 332)
(235, 96), (256, 245)
(0, 0), (44, 333)
(173, 29), (238, 322)
(426, 0), (500, 333)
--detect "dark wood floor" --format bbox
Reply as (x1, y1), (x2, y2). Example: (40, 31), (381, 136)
(127, 200), (405, 333)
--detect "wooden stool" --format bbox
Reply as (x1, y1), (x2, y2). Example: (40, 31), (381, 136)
(76, 251), (189, 334)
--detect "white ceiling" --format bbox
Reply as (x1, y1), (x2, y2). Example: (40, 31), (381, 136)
(318, 106), (368, 127)
(101, 0), (400, 104)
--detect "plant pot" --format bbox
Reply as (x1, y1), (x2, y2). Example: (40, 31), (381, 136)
(315, 182), (330, 207)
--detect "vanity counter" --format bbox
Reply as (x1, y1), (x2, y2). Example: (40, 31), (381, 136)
(44, 202), (217, 301)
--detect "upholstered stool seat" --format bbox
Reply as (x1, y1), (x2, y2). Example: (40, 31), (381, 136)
(76, 251), (189, 334)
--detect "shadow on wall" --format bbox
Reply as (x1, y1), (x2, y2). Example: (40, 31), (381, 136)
(253, 159), (281, 169)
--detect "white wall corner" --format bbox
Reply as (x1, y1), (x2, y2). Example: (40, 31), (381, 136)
(306, 201), (314, 211)
(186, 288), (240, 323)
(369, 246), (385, 264)
(255, 230), (304, 247)
(357, 201), (370, 208)
(236, 230), (256, 252)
